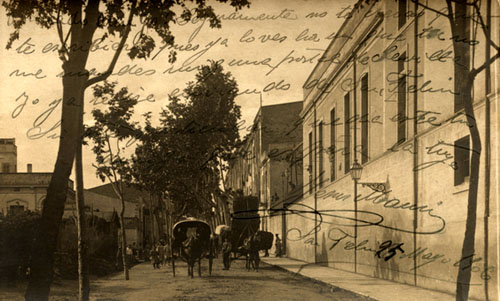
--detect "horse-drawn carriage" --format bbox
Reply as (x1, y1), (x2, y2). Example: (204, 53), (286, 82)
(171, 219), (214, 278)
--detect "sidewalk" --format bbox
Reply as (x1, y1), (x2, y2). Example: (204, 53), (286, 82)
(260, 257), (456, 301)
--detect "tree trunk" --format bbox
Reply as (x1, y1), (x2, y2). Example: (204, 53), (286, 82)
(24, 1), (99, 297)
(75, 109), (90, 300)
(119, 195), (129, 280)
(150, 196), (156, 244)
(25, 62), (88, 300)
(451, 2), (481, 299)
(456, 78), (482, 300)
(157, 194), (165, 240)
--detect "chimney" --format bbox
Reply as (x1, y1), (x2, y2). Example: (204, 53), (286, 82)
(27, 164), (32, 173)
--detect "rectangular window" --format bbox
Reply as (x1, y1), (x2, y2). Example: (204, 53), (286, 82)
(2, 163), (10, 173)
(454, 135), (470, 186)
(344, 93), (351, 174)
(318, 121), (324, 187)
(308, 131), (313, 194)
(397, 52), (407, 144)
(361, 74), (369, 164)
(330, 109), (336, 181)
(398, 0), (407, 29)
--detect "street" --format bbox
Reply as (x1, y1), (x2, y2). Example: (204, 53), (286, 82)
(87, 257), (366, 300)
(0, 257), (367, 300)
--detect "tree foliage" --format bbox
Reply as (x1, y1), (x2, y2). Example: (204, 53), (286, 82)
(3, 0), (250, 299)
(132, 61), (241, 221)
(85, 81), (140, 185)
(3, 0), (250, 62)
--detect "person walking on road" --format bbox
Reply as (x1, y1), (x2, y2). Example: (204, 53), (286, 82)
(275, 234), (282, 257)
(222, 237), (232, 270)
(151, 244), (161, 269)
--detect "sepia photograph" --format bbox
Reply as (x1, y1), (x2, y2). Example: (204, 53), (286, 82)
(0, 0), (499, 300)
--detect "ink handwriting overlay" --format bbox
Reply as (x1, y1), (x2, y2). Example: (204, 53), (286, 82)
(0, 0), (350, 186)
(0, 0), (498, 299)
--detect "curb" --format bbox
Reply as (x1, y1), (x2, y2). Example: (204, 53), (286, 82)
(261, 260), (376, 301)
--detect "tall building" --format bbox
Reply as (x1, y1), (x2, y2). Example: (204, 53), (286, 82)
(225, 101), (303, 248)
(0, 138), (17, 173)
(290, 0), (499, 299)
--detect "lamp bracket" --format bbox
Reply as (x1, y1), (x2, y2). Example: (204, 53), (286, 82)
(359, 182), (388, 193)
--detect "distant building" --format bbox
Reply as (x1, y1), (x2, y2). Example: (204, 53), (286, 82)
(77, 189), (143, 247)
(87, 183), (160, 248)
(0, 138), (75, 216)
(225, 101), (303, 252)
(0, 172), (75, 216)
(0, 138), (17, 173)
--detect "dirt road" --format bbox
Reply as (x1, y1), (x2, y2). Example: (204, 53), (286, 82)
(89, 258), (365, 300)
(0, 258), (366, 300)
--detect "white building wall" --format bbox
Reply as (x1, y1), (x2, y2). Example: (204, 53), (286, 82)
(295, 0), (499, 299)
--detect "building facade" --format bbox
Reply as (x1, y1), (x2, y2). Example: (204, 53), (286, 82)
(0, 139), (75, 216)
(0, 172), (75, 216)
(289, 0), (499, 300)
(225, 101), (303, 250)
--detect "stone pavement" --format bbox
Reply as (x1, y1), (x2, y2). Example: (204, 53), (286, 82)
(260, 256), (456, 301)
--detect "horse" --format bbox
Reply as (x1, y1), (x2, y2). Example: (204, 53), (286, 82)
(242, 233), (261, 271)
(181, 234), (204, 278)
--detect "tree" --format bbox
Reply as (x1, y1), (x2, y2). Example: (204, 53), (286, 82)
(3, 0), (250, 299)
(406, 1), (499, 299)
(84, 81), (141, 281)
(133, 61), (241, 225)
(74, 135), (89, 300)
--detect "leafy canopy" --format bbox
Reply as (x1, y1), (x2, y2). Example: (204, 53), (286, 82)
(4, 0), (250, 62)
(132, 61), (241, 219)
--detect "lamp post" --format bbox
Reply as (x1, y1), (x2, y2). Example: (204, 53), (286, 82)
(350, 160), (388, 274)
(350, 159), (362, 273)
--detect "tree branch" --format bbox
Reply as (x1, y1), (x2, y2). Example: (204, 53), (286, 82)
(105, 134), (120, 194)
(85, 3), (137, 88)
(446, 0), (457, 34)
(470, 0), (500, 52)
(56, 3), (68, 62)
(105, 172), (123, 202)
(470, 49), (500, 78)
(410, 0), (450, 18)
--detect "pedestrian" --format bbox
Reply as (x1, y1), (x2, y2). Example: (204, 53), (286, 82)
(126, 245), (133, 267)
(158, 240), (166, 266)
(143, 244), (150, 262)
(132, 242), (138, 262)
(275, 234), (282, 257)
(164, 241), (172, 266)
(151, 244), (160, 269)
(222, 237), (232, 270)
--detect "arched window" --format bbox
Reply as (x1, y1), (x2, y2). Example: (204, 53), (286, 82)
(6, 199), (28, 215)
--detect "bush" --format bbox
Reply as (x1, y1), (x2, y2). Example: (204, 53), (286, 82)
(0, 211), (40, 286)
(0, 211), (120, 283)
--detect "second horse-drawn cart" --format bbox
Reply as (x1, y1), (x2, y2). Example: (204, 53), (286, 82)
(171, 219), (214, 278)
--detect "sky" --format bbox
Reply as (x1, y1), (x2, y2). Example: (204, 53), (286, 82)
(0, 0), (352, 188)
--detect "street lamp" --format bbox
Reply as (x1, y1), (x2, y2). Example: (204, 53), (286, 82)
(351, 160), (388, 193)
(350, 160), (363, 182)
(350, 159), (362, 273)
(350, 159), (388, 274)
